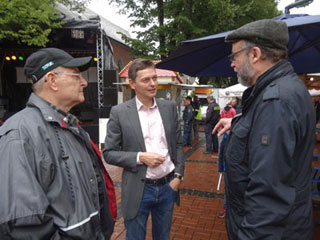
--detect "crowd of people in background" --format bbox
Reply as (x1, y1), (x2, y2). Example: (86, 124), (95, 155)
(182, 96), (242, 220)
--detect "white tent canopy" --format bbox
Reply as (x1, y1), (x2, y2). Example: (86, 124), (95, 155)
(219, 83), (247, 98)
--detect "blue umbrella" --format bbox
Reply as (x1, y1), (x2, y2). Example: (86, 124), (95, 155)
(157, 14), (320, 77)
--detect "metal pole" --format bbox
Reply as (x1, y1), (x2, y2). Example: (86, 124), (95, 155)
(96, 27), (104, 112)
(285, 0), (313, 14)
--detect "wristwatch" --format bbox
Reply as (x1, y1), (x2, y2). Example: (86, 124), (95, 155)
(174, 173), (184, 181)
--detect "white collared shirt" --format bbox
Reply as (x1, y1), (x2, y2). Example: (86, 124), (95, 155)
(136, 97), (175, 179)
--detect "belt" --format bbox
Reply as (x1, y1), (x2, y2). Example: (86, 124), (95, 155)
(145, 171), (174, 186)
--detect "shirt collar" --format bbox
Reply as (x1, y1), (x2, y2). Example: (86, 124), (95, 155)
(135, 96), (157, 111)
(48, 102), (79, 127)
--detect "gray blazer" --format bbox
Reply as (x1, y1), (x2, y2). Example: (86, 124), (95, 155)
(103, 98), (184, 220)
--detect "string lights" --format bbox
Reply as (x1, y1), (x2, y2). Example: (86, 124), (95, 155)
(5, 55), (94, 62)
(5, 55), (24, 61)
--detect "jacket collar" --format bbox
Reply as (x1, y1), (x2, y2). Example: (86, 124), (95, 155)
(26, 93), (71, 128)
(241, 60), (293, 113)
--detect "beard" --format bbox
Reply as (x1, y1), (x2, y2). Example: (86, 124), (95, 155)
(235, 56), (256, 87)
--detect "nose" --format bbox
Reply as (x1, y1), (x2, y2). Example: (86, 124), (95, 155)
(150, 78), (157, 86)
(80, 75), (88, 87)
(230, 62), (235, 68)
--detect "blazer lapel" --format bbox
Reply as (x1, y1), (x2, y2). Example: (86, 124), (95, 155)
(127, 98), (146, 151)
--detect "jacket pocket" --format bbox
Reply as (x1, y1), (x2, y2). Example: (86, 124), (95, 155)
(226, 122), (250, 164)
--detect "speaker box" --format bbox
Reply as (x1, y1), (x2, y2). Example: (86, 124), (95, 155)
(103, 70), (117, 88)
(81, 124), (99, 143)
(103, 88), (117, 107)
(98, 106), (112, 118)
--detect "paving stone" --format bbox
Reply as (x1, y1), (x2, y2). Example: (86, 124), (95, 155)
(106, 131), (320, 240)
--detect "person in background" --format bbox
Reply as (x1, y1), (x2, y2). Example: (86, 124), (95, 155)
(231, 97), (242, 114)
(0, 48), (116, 239)
(313, 96), (320, 123)
(183, 96), (194, 147)
(213, 19), (315, 239)
(204, 95), (220, 154)
(103, 59), (184, 240)
(216, 101), (236, 218)
(192, 95), (200, 138)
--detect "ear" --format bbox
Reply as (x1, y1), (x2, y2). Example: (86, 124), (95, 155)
(46, 72), (59, 92)
(251, 47), (262, 64)
(129, 78), (136, 90)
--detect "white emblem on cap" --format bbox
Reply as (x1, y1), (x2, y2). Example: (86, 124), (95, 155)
(42, 61), (54, 70)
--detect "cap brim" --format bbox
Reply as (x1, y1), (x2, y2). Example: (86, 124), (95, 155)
(62, 56), (92, 72)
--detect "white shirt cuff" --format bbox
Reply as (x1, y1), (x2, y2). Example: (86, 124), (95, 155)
(136, 152), (143, 165)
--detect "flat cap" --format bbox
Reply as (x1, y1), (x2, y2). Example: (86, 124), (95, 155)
(225, 19), (289, 50)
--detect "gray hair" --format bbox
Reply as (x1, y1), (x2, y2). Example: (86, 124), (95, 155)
(31, 75), (46, 93)
(31, 66), (62, 93)
(242, 40), (288, 63)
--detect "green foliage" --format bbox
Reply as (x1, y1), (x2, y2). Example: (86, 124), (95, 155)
(108, 0), (281, 61)
(58, 0), (89, 12)
(0, 0), (89, 47)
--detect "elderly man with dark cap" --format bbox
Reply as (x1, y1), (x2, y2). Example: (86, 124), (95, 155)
(0, 48), (116, 239)
(213, 19), (315, 239)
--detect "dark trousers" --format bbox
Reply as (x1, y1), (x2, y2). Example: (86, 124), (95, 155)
(192, 119), (199, 138)
(183, 122), (192, 146)
(205, 124), (219, 152)
(218, 133), (228, 172)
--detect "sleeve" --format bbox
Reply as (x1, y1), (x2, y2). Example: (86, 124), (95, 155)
(221, 109), (226, 118)
(173, 103), (185, 176)
(187, 106), (193, 123)
(205, 104), (213, 123)
(211, 104), (221, 124)
(230, 108), (236, 118)
(103, 107), (139, 171)
(0, 132), (62, 239)
(237, 99), (298, 239)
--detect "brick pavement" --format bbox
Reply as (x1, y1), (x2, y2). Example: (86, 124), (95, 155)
(104, 131), (320, 240)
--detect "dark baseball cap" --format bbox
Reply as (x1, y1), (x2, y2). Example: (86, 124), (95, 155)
(225, 19), (289, 50)
(24, 48), (92, 83)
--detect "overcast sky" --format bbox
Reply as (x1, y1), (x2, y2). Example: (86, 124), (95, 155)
(88, 0), (319, 35)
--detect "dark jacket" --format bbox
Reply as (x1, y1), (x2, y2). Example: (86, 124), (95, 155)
(225, 60), (315, 239)
(0, 93), (116, 239)
(183, 104), (193, 125)
(205, 102), (220, 126)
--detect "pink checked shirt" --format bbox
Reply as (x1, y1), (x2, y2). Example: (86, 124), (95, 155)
(136, 97), (175, 179)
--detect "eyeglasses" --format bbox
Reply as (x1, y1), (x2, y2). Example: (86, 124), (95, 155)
(53, 72), (83, 80)
(228, 47), (251, 62)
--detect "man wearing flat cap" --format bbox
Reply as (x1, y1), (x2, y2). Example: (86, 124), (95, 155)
(0, 48), (116, 239)
(213, 19), (315, 239)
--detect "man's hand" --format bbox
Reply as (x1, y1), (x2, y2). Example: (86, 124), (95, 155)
(169, 177), (181, 191)
(212, 118), (232, 136)
(139, 152), (166, 168)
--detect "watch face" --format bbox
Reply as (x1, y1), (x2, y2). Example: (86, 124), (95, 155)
(175, 174), (183, 181)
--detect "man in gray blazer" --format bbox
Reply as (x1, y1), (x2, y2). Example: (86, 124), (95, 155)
(103, 59), (184, 240)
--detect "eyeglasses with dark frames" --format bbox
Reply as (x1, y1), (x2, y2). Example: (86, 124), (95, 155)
(228, 46), (251, 62)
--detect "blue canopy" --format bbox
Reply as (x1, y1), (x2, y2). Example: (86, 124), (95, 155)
(157, 14), (320, 77)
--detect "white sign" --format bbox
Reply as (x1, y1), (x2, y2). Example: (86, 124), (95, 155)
(99, 118), (109, 145)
